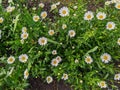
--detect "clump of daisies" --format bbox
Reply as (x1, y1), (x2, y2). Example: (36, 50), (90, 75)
(100, 53), (111, 63)
(0, 17), (4, 24)
(38, 37), (47, 46)
(46, 76), (53, 84)
(98, 81), (107, 88)
(59, 7), (69, 17)
(19, 54), (28, 63)
(106, 22), (116, 30)
(84, 11), (94, 20)
(61, 73), (68, 80)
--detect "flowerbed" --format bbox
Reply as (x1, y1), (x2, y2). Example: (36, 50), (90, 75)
(0, 0), (120, 90)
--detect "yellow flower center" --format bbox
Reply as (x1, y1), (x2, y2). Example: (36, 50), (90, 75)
(21, 56), (26, 61)
(101, 82), (105, 87)
(25, 71), (29, 76)
(108, 24), (112, 28)
(117, 4), (120, 9)
(9, 58), (13, 62)
(0, 19), (3, 23)
(99, 15), (103, 19)
(53, 60), (57, 64)
(41, 39), (45, 43)
(103, 55), (108, 60)
(49, 31), (54, 35)
(62, 10), (67, 14)
(34, 17), (39, 21)
(47, 78), (51, 81)
(86, 58), (91, 62)
(23, 34), (27, 38)
(87, 15), (91, 19)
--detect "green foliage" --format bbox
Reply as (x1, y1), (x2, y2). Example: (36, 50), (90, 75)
(0, 0), (120, 90)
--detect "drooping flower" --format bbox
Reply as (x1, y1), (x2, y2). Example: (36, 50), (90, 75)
(84, 11), (94, 20)
(98, 81), (107, 88)
(106, 22), (115, 30)
(59, 7), (69, 17)
(41, 11), (47, 19)
(7, 56), (15, 64)
(61, 73), (68, 80)
(46, 76), (53, 84)
(85, 56), (93, 64)
(68, 30), (76, 38)
(96, 12), (106, 20)
(24, 69), (29, 79)
(38, 37), (47, 46)
(100, 53), (111, 63)
(19, 54), (28, 63)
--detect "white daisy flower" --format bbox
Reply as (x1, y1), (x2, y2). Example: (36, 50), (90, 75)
(100, 53), (111, 63)
(0, 17), (4, 24)
(19, 54), (28, 63)
(117, 38), (120, 45)
(56, 2), (60, 5)
(22, 27), (27, 33)
(24, 69), (29, 79)
(7, 56), (15, 64)
(61, 73), (68, 80)
(33, 15), (40, 22)
(48, 30), (55, 36)
(84, 11), (94, 20)
(6, 6), (15, 13)
(114, 73), (120, 80)
(56, 56), (62, 63)
(98, 81), (107, 88)
(115, 3), (120, 9)
(62, 24), (67, 29)
(96, 12), (106, 20)
(85, 56), (93, 64)
(51, 58), (59, 66)
(51, 4), (57, 10)
(38, 37), (47, 46)
(52, 50), (57, 55)
(21, 32), (29, 40)
(106, 22), (115, 30)
(46, 76), (53, 84)
(59, 7), (69, 17)
(68, 30), (76, 38)
(39, 3), (44, 8)
(41, 11), (47, 19)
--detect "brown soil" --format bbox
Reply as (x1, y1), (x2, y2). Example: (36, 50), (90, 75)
(26, 77), (73, 90)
